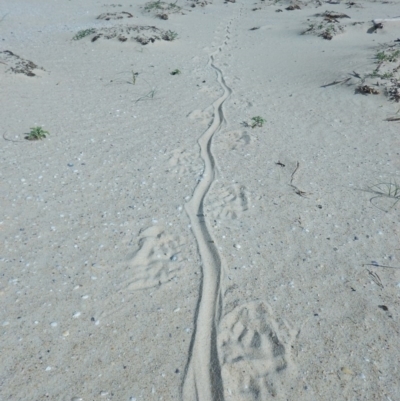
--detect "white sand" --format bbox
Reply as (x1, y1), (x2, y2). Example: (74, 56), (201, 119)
(1, 0), (400, 400)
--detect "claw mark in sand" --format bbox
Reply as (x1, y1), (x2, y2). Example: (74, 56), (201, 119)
(181, 54), (232, 401)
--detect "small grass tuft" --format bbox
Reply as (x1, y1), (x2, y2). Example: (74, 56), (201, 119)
(365, 180), (400, 211)
(73, 28), (96, 41)
(251, 116), (266, 128)
(163, 30), (178, 41)
(25, 126), (50, 141)
(170, 69), (181, 75)
(144, 1), (181, 12)
(376, 50), (400, 63)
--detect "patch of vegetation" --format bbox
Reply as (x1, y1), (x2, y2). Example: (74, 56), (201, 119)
(73, 28), (96, 40)
(25, 127), (50, 141)
(144, 1), (182, 13)
(251, 116), (266, 128)
(0, 50), (43, 76)
(376, 50), (400, 63)
(170, 69), (181, 75)
(72, 25), (178, 45)
(163, 30), (178, 41)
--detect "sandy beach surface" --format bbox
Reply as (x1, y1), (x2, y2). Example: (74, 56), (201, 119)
(1, 1), (400, 400)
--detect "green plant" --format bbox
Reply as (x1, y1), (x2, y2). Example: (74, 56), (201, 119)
(25, 126), (50, 140)
(376, 50), (400, 62)
(144, 1), (181, 11)
(170, 69), (181, 75)
(167, 1), (180, 10)
(163, 30), (178, 41)
(144, 1), (163, 10)
(370, 70), (394, 79)
(73, 28), (96, 40)
(251, 116), (266, 128)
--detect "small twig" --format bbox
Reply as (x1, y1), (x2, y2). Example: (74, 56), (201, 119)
(385, 116), (400, 122)
(321, 77), (351, 88)
(364, 263), (400, 269)
(290, 161), (300, 185)
(350, 71), (363, 80)
(367, 269), (384, 288)
(289, 162), (309, 198)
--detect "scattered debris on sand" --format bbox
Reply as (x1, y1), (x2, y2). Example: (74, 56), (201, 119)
(73, 25), (178, 44)
(302, 10), (350, 40)
(97, 11), (134, 20)
(0, 50), (44, 76)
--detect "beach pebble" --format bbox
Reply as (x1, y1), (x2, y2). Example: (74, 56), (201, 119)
(50, 322), (58, 327)
(341, 367), (354, 375)
(234, 244), (241, 249)
(73, 312), (81, 318)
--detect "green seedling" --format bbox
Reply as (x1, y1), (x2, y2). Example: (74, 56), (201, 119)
(376, 50), (400, 62)
(144, 1), (181, 11)
(370, 70), (394, 79)
(145, 1), (164, 10)
(170, 69), (181, 75)
(25, 126), (50, 141)
(163, 30), (178, 41)
(73, 28), (96, 40)
(251, 116), (266, 128)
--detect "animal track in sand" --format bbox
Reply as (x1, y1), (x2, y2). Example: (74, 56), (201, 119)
(218, 129), (254, 151)
(218, 301), (296, 400)
(206, 184), (250, 221)
(126, 226), (185, 290)
(187, 107), (214, 125)
(168, 148), (203, 178)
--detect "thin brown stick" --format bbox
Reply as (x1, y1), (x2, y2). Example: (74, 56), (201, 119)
(320, 77), (351, 88)
(290, 161), (300, 185)
(364, 263), (400, 269)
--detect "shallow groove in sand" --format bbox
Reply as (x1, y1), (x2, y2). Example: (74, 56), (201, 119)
(181, 53), (232, 401)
